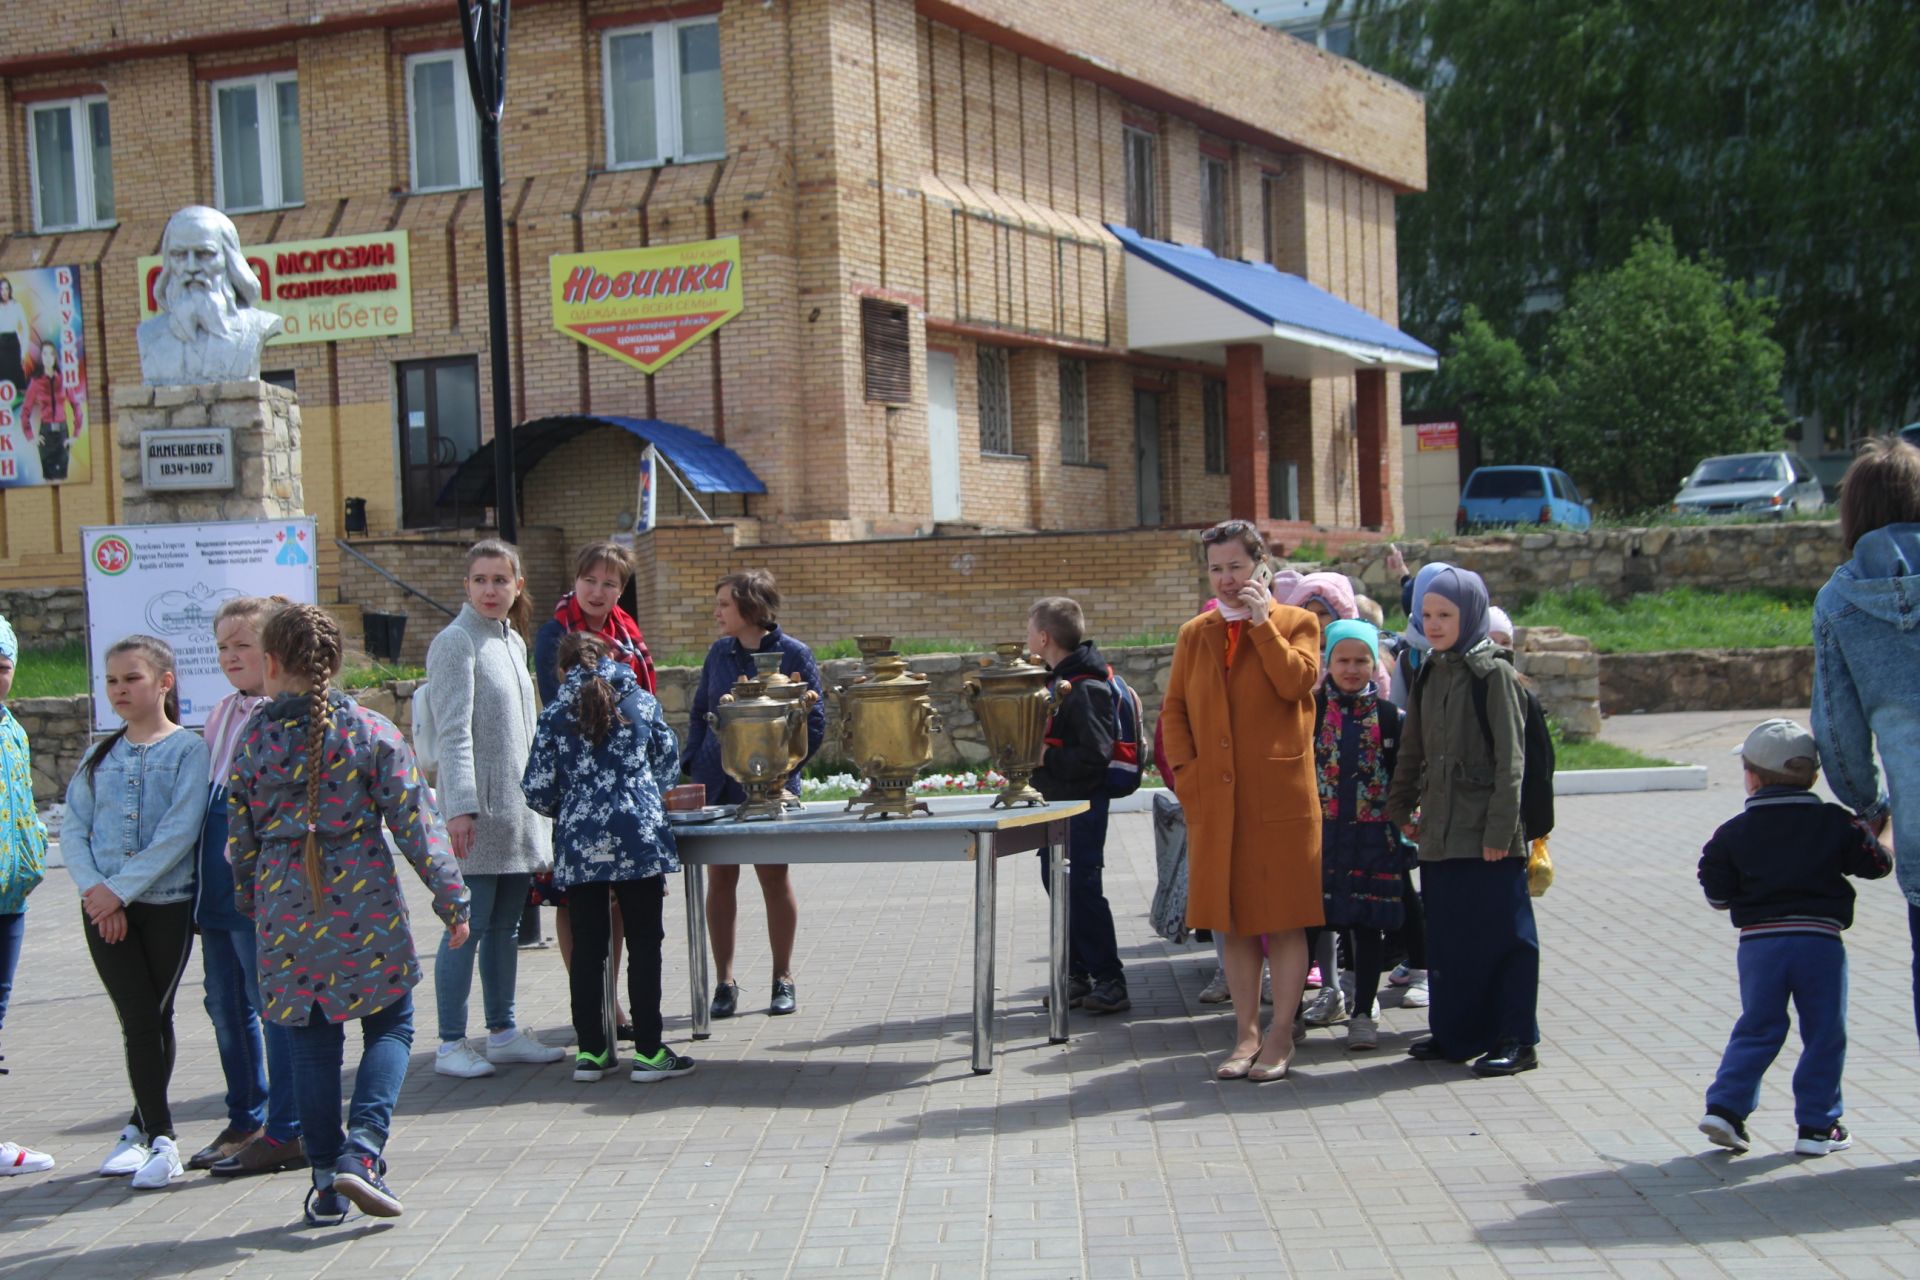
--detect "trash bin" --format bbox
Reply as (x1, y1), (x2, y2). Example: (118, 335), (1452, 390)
(363, 611), (407, 663)
(343, 497), (369, 534)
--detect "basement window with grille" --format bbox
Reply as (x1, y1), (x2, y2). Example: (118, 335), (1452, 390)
(977, 346), (1013, 454)
(1059, 358), (1089, 464)
(861, 297), (912, 404)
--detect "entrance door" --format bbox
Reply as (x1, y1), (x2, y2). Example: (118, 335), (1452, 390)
(397, 357), (482, 528)
(1134, 389), (1163, 526)
(926, 350), (962, 522)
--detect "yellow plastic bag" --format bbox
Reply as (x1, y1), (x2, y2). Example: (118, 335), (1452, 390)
(1527, 836), (1554, 897)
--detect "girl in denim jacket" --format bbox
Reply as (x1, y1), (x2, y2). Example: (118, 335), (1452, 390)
(63, 635), (210, 1190)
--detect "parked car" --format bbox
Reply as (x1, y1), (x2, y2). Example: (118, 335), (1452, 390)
(1456, 466), (1592, 533)
(1670, 451), (1824, 519)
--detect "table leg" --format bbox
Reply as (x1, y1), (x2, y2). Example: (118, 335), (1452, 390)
(687, 863), (711, 1040)
(971, 831), (997, 1074)
(1048, 822), (1069, 1044)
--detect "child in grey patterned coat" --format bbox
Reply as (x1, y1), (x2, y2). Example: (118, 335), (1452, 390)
(522, 633), (690, 1085)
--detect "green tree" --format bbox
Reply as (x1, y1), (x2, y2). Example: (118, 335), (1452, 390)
(1428, 304), (1556, 467)
(1333, 0), (1920, 446)
(1546, 224), (1786, 510)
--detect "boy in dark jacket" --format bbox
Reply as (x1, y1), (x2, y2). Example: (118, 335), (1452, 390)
(1028, 597), (1127, 1014)
(1697, 718), (1892, 1157)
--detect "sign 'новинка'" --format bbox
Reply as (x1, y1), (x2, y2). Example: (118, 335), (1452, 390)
(549, 237), (744, 374)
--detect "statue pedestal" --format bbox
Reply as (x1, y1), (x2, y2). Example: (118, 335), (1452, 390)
(113, 381), (304, 526)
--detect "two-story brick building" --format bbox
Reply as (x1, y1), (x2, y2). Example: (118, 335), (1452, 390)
(0, 0), (1430, 623)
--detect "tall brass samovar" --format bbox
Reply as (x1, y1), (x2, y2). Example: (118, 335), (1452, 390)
(750, 651), (818, 811)
(962, 642), (1068, 808)
(833, 636), (942, 819)
(707, 661), (811, 821)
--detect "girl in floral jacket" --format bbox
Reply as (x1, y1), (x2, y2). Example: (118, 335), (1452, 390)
(228, 605), (469, 1227)
(1312, 620), (1409, 1053)
(522, 633), (690, 1086)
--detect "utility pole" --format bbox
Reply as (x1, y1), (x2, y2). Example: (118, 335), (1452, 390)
(459, 0), (517, 544)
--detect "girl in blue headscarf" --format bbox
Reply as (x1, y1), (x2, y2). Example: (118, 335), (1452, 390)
(1385, 564), (1541, 1077)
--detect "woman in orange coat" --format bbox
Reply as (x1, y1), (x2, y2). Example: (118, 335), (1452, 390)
(1161, 520), (1324, 1081)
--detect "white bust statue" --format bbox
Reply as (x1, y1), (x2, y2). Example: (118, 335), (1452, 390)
(138, 206), (284, 386)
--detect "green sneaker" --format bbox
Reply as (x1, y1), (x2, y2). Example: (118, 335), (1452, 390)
(630, 1047), (696, 1083)
(573, 1048), (614, 1082)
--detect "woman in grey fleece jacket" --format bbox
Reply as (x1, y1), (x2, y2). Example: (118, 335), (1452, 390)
(422, 540), (560, 1078)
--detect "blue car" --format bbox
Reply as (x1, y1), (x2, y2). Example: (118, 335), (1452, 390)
(1456, 466), (1592, 533)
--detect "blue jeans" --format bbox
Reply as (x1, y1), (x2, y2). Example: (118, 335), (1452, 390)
(1034, 796), (1123, 984)
(0, 911), (23, 1034)
(1909, 903), (1919, 1054)
(289, 993), (414, 1186)
(434, 872), (530, 1042)
(201, 925), (300, 1140)
(1707, 934), (1847, 1129)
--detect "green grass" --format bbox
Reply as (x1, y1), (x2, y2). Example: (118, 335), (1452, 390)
(4, 639), (421, 698)
(1548, 717), (1680, 771)
(1514, 586), (1814, 654)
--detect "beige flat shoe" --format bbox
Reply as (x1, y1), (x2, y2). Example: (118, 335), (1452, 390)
(1215, 1054), (1256, 1080)
(1247, 1056), (1290, 1082)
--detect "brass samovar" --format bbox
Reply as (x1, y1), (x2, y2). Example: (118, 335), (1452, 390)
(833, 636), (942, 819)
(962, 642), (1068, 808)
(750, 651), (819, 811)
(707, 661), (812, 821)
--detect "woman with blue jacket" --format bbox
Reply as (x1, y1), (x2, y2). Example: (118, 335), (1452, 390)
(683, 570), (824, 1019)
(1811, 435), (1920, 1044)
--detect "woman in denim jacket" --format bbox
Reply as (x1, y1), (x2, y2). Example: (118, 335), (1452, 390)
(63, 635), (210, 1189)
(1811, 436), (1920, 1043)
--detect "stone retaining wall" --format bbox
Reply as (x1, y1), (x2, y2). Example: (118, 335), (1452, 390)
(11, 696), (92, 805)
(1600, 648), (1815, 716)
(0, 588), (85, 648)
(1330, 520), (1844, 605)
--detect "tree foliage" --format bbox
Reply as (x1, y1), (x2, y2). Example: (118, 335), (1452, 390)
(1428, 305), (1556, 467)
(1333, 0), (1920, 446)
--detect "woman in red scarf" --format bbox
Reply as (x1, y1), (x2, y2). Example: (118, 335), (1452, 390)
(530, 540), (659, 1043)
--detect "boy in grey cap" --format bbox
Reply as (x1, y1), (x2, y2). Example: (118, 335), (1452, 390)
(1696, 718), (1891, 1156)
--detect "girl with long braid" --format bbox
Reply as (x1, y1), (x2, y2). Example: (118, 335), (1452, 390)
(228, 605), (470, 1227)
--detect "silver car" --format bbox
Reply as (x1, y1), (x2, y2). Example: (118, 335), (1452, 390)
(1671, 451), (1825, 519)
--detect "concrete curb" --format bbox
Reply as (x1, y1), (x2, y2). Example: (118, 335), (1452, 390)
(1553, 766), (1709, 794)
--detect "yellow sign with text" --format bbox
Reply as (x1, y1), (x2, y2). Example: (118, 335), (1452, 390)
(549, 237), (744, 374)
(138, 230), (412, 346)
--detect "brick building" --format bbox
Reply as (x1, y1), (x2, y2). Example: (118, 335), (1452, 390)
(0, 0), (1429, 609)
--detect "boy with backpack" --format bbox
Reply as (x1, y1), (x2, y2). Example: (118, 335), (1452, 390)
(1028, 597), (1135, 1015)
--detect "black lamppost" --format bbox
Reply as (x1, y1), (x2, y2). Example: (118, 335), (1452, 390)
(459, 0), (517, 544)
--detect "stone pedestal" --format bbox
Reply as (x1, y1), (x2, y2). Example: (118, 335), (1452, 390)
(113, 380), (304, 525)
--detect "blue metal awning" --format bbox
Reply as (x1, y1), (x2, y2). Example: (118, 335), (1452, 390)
(1108, 223), (1438, 377)
(442, 414), (766, 509)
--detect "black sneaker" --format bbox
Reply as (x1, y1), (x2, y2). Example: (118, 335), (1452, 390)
(1698, 1110), (1751, 1153)
(710, 981), (739, 1019)
(770, 978), (797, 1016)
(1080, 978), (1131, 1014)
(332, 1153), (403, 1217)
(630, 1047), (697, 1083)
(1795, 1123), (1851, 1156)
(1042, 974), (1093, 1009)
(574, 1049), (614, 1082)
(303, 1185), (352, 1228)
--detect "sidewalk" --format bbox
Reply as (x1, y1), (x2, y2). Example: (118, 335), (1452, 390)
(1, 710), (1915, 1278)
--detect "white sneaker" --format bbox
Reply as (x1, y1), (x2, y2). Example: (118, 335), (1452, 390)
(0, 1141), (55, 1176)
(485, 1029), (565, 1065)
(99, 1125), (148, 1177)
(1197, 969), (1230, 1003)
(130, 1135), (183, 1189)
(1346, 1015), (1379, 1051)
(1388, 964), (1424, 987)
(1303, 987), (1349, 1027)
(434, 1041), (497, 1078)
(1400, 975), (1430, 1008)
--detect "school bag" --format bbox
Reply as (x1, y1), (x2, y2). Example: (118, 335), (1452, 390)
(1413, 655), (1556, 841)
(1062, 665), (1144, 798)
(410, 681), (440, 773)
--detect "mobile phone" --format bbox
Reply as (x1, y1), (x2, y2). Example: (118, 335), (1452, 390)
(1252, 561), (1274, 587)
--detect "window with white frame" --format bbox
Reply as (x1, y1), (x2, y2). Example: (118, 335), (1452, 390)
(977, 346), (1013, 454)
(407, 52), (481, 191)
(1059, 358), (1089, 464)
(1204, 378), (1228, 474)
(213, 72), (303, 212)
(603, 17), (726, 168)
(1201, 154), (1232, 256)
(1123, 127), (1157, 238)
(27, 97), (113, 232)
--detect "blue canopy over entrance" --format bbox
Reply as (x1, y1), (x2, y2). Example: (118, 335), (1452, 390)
(441, 414), (766, 509)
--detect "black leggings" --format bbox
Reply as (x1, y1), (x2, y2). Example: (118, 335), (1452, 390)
(568, 877), (666, 1058)
(1387, 868), (1427, 970)
(1306, 925), (1390, 1019)
(84, 899), (195, 1140)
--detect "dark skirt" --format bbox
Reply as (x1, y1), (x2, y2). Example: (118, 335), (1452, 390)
(1321, 820), (1409, 931)
(1420, 855), (1540, 1057)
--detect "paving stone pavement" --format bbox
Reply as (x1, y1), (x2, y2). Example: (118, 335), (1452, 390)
(2, 709), (1916, 1278)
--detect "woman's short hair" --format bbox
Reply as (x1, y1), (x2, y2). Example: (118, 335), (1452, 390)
(1028, 597), (1085, 650)
(1200, 519), (1266, 562)
(1838, 435), (1920, 552)
(717, 569), (780, 629)
(573, 539), (634, 587)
